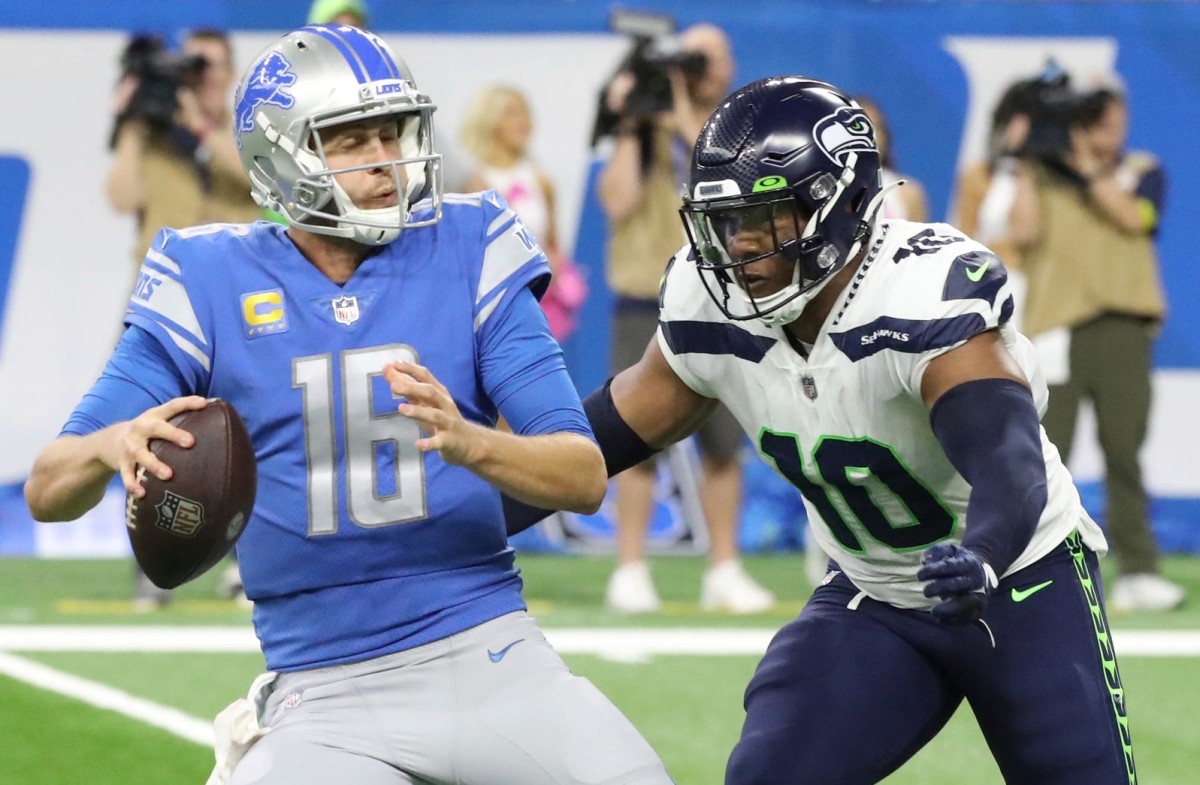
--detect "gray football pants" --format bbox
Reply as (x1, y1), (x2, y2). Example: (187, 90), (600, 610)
(229, 611), (672, 785)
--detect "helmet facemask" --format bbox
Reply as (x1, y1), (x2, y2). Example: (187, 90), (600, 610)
(235, 26), (444, 247)
(681, 158), (877, 325)
(261, 103), (441, 246)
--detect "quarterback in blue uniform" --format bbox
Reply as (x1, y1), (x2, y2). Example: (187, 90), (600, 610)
(508, 77), (1136, 784)
(25, 25), (673, 785)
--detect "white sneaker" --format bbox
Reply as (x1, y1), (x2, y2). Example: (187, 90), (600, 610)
(701, 560), (776, 614)
(1109, 573), (1185, 612)
(605, 562), (662, 614)
(132, 570), (172, 613)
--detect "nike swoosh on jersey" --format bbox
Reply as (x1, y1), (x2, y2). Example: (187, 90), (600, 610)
(965, 258), (992, 282)
(1011, 580), (1054, 602)
(487, 638), (525, 663)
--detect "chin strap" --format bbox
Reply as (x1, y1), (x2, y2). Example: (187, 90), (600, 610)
(844, 178), (900, 259)
(860, 179), (902, 229)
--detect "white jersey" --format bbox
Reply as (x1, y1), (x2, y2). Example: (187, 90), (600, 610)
(658, 219), (1106, 609)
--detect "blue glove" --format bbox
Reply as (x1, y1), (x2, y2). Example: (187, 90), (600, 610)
(917, 543), (997, 625)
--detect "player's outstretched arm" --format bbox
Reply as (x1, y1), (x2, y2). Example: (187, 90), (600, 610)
(24, 396), (209, 522)
(385, 361), (606, 514)
(610, 335), (718, 451)
(502, 337), (716, 536)
(916, 330), (1048, 624)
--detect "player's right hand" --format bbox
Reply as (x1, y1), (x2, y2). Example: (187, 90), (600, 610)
(109, 396), (209, 497)
(917, 543), (992, 625)
(112, 74), (140, 115)
(605, 71), (636, 116)
(385, 361), (483, 468)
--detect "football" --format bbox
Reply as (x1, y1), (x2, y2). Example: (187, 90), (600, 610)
(126, 399), (257, 590)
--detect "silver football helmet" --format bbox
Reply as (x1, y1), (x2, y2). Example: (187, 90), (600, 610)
(233, 25), (442, 245)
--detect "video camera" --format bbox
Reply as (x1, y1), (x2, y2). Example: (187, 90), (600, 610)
(118, 34), (209, 130)
(609, 8), (708, 117)
(1009, 60), (1108, 161)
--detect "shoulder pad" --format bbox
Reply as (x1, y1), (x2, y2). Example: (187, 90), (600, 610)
(658, 243), (711, 322)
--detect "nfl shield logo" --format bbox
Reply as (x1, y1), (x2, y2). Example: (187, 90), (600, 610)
(154, 490), (204, 537)
(801, 374), (818, 401)
(332, 295), (360, 325)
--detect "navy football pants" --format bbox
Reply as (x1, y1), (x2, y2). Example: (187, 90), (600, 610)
(727, 534), (1135, 785)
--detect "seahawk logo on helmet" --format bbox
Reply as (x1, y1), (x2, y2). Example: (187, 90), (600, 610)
(233, 25), (443, 246)
(814, 107), (877, 165)
(679, 77), (885, 326)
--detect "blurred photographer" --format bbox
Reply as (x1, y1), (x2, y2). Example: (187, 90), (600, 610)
(595, 19), (774, 615)
(953, 79), (1043, 288)
(105, 29), (258, 610)
(1005, 74), (1182, 612)
(106, 29), (260, 270)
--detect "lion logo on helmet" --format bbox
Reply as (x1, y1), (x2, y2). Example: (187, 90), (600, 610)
(813, 107), (877, 166)
(235, 51), (298, 145)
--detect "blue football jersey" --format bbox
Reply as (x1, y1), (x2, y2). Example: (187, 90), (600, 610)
(112, 192), (567, 670)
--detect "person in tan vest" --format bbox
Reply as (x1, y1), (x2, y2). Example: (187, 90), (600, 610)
(595, 23), (774, 614)
(105, 28), (260, 609)
(107, 29), (262, 267)
(1010, 86), (1182, 612)
(953, 81), (1042, 288)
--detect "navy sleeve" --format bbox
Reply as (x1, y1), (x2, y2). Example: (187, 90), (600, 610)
(503, 378), (658, 537)
(61, 325), (191, 436)
(929, 378), (1048, 578)
(477, 284), (593, 439)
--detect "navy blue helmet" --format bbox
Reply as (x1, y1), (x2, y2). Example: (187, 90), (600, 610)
(679, 77), (884, 324)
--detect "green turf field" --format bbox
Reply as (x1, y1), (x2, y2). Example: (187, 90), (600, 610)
(0, 555), (1197, 784)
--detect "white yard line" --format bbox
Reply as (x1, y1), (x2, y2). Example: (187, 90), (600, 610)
(0, 651), (213, 745)
(0, 625), (1198, 656)
(0, 625), (260, 652)
(0, 625), (1196, 754)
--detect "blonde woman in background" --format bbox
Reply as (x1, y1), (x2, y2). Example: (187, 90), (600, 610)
(461, 85), (586, 342)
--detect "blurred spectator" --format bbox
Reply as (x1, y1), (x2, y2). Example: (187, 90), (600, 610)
(1007, 82), (1183, 612)
(856, 96), (929, 221)
(307, 0), (368, 27)
(461, 85), (587, 342)
(106, 29), (260, 271)
(596, 23), (774, 614)
(105, 28), (259, 609)
(952, 80), (1042, 325)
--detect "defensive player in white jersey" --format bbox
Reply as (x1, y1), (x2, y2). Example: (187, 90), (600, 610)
(24, 25), (673, 785)
(507, 77), (1136, 784)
